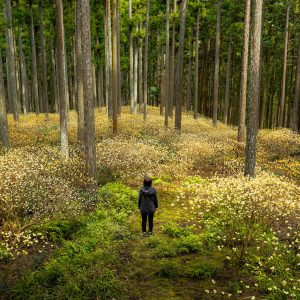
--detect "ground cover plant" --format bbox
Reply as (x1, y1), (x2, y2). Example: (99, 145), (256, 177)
(0, 108), (299, 299)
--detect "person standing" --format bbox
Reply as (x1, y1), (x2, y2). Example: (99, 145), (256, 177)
(138, 176), (158, 236)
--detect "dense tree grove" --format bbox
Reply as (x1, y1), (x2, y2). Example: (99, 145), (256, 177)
(0, 0), (300, 177)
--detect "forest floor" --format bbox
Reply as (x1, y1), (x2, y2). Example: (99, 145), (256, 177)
(0, 107), (299, 299)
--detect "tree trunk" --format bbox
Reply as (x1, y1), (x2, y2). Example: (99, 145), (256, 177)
(174, 0), (187, 131)
(238, 0), (251, 142)
(39, 2), (49, 114)
(105, 0), (112, 118)
(55, 0), (69, 158)
(278, 1), (290, 127)
(212, 0), (221, 126)
(18, 26), (29, 114)
(51, 47), (58, 113)
(80, 0), (97, 180)
(164, 0), (170, 127)
(30, 4), (39, 115)
(224, 38), (232, 125)
(169, 0), (177, 117)
(186, 36), (192, 112)
(0, 49), (9, 148)
(117, 1), (122, 115)
(5, 0), (19, 121)
(245, 0), (263, 177)
(138, 33), (143, 112)
(143, 0), (150, 121)
(129, 0), (134, 113)
(134, 31), (138, 113)
(97, 65), (104, 112)
(194, 0), (200, 119)
(111, 0), (118, 132)
(290, 36), (300, 132)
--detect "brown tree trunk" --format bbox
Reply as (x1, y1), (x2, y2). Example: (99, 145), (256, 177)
(245, 0), (264, 177)
(0, 49), (9, 148)
(238, 0), (251, 142)
(129, 0), (134, 113)
(169, 0), (176, 117)
(224, 38), (232, 125)
(174, 0), (187, 131)
(39, 2), (49, 114)
(278, 1), (290, 127)
(55, 0), (69, 158)
(212, 0), (221, 126)
(194, 0), (200, 119)
(290, 36), (300, 132)
(186, 36), (192, 112)
(138, 33), (143, 112)
(112, 0), (118, 132)
(5, 0), (19, 121)
(143, 0), (150, 121)
(164, 0), (170, 127)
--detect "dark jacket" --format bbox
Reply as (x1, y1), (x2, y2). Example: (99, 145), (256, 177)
(138, 187), (158, 214)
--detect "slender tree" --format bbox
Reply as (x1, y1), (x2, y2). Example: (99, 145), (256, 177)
(5, 0), (19, 121)
(81, 0), (97, 180)
(164, 0), (170, 127)
(212, 0), (221, 126)
(112, 0), (118, 132)
(238, 0), (251, 141)
(224, 38), (232, 125)
(245, 0), (264, 177)
(174, 0), (187, 131)
(0, 49), (9, 148)
(39, 2), (48, 114)
(75, 0), (84, 147)
(194, 0), (200, 119)
(278, 1), (290, 127)
(129, 0), (134, 113)
(143, 0), (150, 121)
(290, 36), (300, 132)
(55, 0), (69, 158)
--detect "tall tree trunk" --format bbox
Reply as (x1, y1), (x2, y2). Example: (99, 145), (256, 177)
(169, 0), (177, 117)
(143, 0), (150, 121)
(278, 1), (290, 127)
(212, 0), (221, 126)
(164, 0), (170, 127)
(30, 3), (39, 115)
(117, 1), (121, 115)
(224, 38), (232, 125)
(194, 0), (200, 119)
(51, 47), (58, 112)
(55, 0), (69, 158)
(39, 2), (49, 114)
(129, 0), (134, 113)
(75, 0), (84, 147)
(5, 0), (19, 121)
(290, 36), (300, 132)
(81, 0), (97, 180)
(0, 49), (9, 148)
(134, 31), (138, 113)
(18, 26), (29, 114)
(138, 33), (143, 112)
(186, 36), (192, 112)
(245, 0), (263, 177)
(97, 65), (104, 111)
(105, 0), (112, 118)
(174, 0), (187, 131)
(112, 0), (118, 132)
(238, 0), (251, 142)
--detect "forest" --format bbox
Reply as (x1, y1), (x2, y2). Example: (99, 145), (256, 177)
(0, 0), (299, 299)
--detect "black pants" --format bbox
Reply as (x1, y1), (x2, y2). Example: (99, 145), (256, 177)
(141, 212), (154, 232)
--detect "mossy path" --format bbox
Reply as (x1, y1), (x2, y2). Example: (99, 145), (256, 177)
(116, 184), (225, 300)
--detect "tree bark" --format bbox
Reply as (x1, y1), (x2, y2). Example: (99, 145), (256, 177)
(212, 0), (221, 126)
(112, 0), (118, 132)
(0, 49), (9, 148)
(245, 0), (263, 177)
(194, 0), (200, 119)
(164, 0), (170, 127)
(5, 0), (19, 121)
(186, 36), (192, 112)
(39, 2), (49, 114)
(105, 0), (112, 118)
(290, 36), (300, 132)
(134, 29), (138, 113)
(138, 32), (143, 112)
(174, 0), (187, 131)
(169, 0), (176, 117)
(55, 0), (69, 158)
(81, 0), (97, 180)
(30, 3), (39, 115)
(278, 1), (290, 128)
(129, 0), (134, 113)
(238, 0), (251, 142)
(143, 0), (150, 121)
(224, 38), (232, 125)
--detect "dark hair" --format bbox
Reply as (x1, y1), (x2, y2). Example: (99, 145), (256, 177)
(143, 176), (152, 187)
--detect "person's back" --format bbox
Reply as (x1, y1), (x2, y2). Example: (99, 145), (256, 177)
(138, 176), (158, 236)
